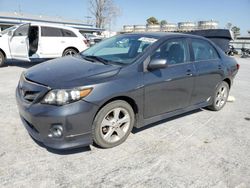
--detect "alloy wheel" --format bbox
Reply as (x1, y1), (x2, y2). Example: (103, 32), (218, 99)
(100, 107), (131, 143)
(64, 49), (77, 56)
(215, 85), (228, 108)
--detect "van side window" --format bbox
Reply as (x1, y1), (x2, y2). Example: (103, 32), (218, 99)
(191, 39), (219, 61)
(41, 27), (63, 37)
(151, 38), (190, 65)
(62, 29), (77, 37)
(14, 24), (29, 37)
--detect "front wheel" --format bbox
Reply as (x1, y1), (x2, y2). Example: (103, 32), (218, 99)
(0, 51), (5, 67)
(207, 81), (229, 111)
(92, 100), (135, 148)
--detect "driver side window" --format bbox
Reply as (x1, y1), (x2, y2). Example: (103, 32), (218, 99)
(151, 38), (190, 65)
(13, 25), (29, 37)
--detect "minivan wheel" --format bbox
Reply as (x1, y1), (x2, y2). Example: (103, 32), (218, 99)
(62, 48), (78, 56)
(92, 100), (135, 148)
(0, 51), (5, 67)
(208, 81), (229, 111)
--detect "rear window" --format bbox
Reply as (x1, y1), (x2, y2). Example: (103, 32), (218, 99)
(191, 39), (219, 61)
(41, 27), (63, 37)
(62, 29), (77, 37)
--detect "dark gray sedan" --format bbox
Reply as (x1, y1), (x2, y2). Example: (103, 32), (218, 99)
(16, 33), (239, 149)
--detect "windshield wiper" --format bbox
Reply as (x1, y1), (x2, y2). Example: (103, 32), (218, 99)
(81, 55), (109, 65)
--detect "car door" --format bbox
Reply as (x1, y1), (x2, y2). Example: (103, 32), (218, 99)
(189, 38), (222, 105)
(39, 26), (64, 58)
(9, 23), (30, 61)
(144, 38), (195, 119)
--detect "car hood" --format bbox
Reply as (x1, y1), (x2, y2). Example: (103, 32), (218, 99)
(24, 55), (121, 88)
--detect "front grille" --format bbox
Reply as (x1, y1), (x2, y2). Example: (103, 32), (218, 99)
(22, 90), (40, 102)
(18, 74), (49, 103)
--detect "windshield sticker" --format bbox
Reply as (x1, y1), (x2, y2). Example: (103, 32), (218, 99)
(138, 37), (157, 43)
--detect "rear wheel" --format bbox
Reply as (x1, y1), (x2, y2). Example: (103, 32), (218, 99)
(207, 81), (229, 111)
(62, 48), (78, 56)
(0, 51), (5, 67)
(92, 100), (135, 148)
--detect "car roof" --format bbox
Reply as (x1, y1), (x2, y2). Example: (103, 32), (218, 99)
(122, 32), (205, 40)
(17, 22), (79, 31)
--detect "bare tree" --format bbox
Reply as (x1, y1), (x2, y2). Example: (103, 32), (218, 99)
(89, 0), (120, 29)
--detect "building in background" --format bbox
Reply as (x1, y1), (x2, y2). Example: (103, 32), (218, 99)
(230, 36), (250, 51)
(0, 12), (103, 34)
(197, 20), (218, 30)
(121, 20), (219, 33)
(121, 20), (236, 53)
(178, 22), (196, 31)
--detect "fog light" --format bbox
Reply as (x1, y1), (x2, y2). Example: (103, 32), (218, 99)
(48, 125), (63, 138)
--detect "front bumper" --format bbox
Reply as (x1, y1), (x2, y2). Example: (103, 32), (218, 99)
(16, 87), (98, 150)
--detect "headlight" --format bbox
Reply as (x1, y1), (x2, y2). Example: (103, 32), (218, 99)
(42, 88), (92, 105)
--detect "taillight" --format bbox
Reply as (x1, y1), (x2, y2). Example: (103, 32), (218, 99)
(236, 63), (240, 70)
(83, 39), (89, 46)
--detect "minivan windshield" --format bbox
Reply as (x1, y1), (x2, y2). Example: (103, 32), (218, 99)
(81, 35), (159, 65)
(0, 25), (18, 35)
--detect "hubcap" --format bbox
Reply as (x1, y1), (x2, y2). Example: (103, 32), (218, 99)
(100, 107), (131, 143)
(65, 50), (76, 56)
(215, 85), (228, 108)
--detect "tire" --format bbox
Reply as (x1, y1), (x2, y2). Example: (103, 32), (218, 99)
(0, 51), (5, 67)
(207, 81), (229, 111)
(92, 100), (135, 148)
(62, 48), (78, 56)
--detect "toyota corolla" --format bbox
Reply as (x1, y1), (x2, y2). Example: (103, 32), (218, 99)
(16, 33), (239, 149)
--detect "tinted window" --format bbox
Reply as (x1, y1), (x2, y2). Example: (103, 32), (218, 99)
(41, 27), (63, 37)
(14, 24), (29, 37)
(152, 38), (190, 65)
(137, 41), (152, 53)
(62, 29), (77, 37)
(191, 39), (219, 61)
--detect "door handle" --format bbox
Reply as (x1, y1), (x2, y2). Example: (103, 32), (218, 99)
(61, 41), (65, 43)
(20, 41), (25, 44)
(186, 69), (193, 76)
(218, 65), (222, 70)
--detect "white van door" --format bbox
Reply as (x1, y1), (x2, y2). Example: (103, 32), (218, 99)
(39, 26), (64, 58)
(9, 23), (30, 61)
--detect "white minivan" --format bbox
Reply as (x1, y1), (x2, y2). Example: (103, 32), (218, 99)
(0, 23), (89, 66)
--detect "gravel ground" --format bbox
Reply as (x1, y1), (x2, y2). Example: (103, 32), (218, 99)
(0, 58), (250, 188)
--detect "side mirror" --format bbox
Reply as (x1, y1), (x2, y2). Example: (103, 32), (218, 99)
(148, 58), (167, 70)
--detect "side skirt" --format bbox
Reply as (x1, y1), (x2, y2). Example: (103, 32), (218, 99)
(136, 101), (210, 128)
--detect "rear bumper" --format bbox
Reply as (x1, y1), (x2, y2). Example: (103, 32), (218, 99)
(16, 88), (98, 150)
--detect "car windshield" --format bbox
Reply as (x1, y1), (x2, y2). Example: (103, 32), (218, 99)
(81, 35), (159, 65)
(0, 25), (18, 35)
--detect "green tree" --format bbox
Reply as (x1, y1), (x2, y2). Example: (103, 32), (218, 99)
(160, 20), (167, 26)
(146, 17), (159, 25)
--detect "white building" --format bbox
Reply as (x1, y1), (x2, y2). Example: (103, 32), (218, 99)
(0, 12), (103, 34)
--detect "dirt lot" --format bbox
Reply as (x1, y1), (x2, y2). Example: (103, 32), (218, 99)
(0, 58), (250, 188)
